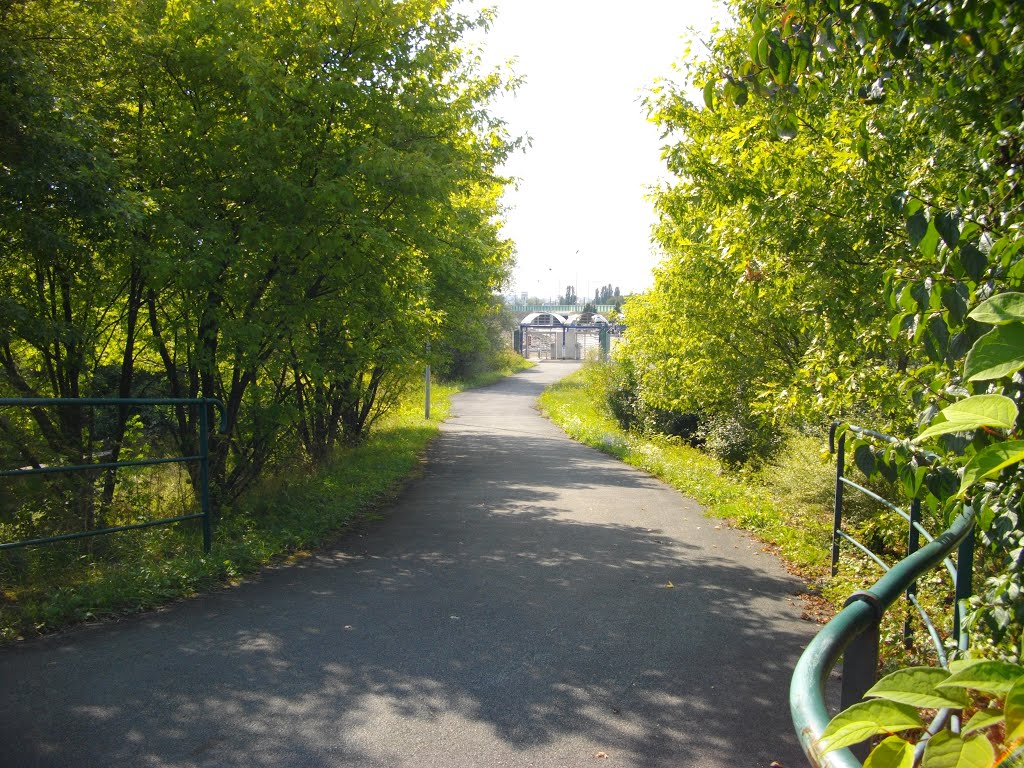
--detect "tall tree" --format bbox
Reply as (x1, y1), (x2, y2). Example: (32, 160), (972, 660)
(1, 0), (518, 515)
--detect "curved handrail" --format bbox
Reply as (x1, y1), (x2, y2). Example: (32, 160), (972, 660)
(790, 504), (976, 766)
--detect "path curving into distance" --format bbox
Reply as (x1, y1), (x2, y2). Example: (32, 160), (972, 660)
(0, 361), (819, 767)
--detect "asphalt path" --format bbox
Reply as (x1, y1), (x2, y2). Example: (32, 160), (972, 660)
(0, 361), (819, 767)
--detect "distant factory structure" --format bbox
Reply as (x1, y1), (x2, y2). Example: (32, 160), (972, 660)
(514, 310), (624, 360)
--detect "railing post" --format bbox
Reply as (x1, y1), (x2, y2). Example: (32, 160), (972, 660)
(842, 594), (882, 761)
(424, 342), (431, 420)
(953, 523), (974, 647)
(199, 399), (212, 554)
(905, 499), (921, 649)
(832, 430), (846, 577)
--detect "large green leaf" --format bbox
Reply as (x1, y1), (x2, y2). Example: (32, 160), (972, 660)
(958, 441), (1024, 496)
(864, 735), (914, 768)
(921, 730), (995, 768)
(1005, 676), (1024, 742)
(938, 660), (1024, 696)
(916, 395), (1018, 441)
(961, 708), (1004, 736)
(819, 700), (923, 753)
(969, 292), (1024, 325)
(963, 324), (1024, 381)
(866, 667), (970, 708)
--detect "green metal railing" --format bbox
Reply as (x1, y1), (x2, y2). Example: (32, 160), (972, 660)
(790, 424), (976, 767)
(509, 304), (617, 314)
(0, 398), (226, 554)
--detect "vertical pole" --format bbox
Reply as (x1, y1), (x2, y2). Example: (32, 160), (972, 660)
(832, 433), (846, 577)
(198, 400), (212, 554)
(424, 342), (431, 420)
(953, 523), (975, 647)
(905, 498), (922, 648)
(842, 621), (881, 761)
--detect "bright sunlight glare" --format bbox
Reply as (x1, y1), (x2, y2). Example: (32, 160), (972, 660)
(470, 0), (728, 302)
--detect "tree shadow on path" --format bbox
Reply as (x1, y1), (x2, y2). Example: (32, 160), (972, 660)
(0, 366), (818, 767)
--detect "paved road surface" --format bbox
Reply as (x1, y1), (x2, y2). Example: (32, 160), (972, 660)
(1, 361), (818, 767)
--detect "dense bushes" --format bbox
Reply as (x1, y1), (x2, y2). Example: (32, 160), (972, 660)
(603, 359), (779, 467)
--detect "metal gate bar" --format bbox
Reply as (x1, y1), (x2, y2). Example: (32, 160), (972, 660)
(0, 397), (225, 554)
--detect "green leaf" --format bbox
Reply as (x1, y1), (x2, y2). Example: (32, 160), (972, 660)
(958, 243), (987, 282)
(855, 443), (876, 476)
(703, 80), (715, 110)
(942, 285), (969, 326)
(925, 313), (950, 361)
(949, 331), (972, 361)
(963, 324), (1024, 381)
(732, 81), (748, 107)
(907, 208), (929, 247)
(918, 219), (941, 259)
(819, 700), (924, 753)
(968, 293), (1024, 326)
(959, 441), (1024, 496)
(925, 465), (959, 500)
(898, 459), (928, 498)
(921, 730), (995, 768)
(938, 660), (1024, 696)
(775, 113), (798, 140)
(916, 395), (1019, 441)
(865, 667), (970, 709)
(1005, 676), (1024, 741)
(961, 708), (1004, 736)
(935, 210), (961, 249)
(890, 312), (913, 339)
(772, 40), (793, 85)
(757, 35), (769, 67)
(863, 735), (914, 768)
(911, 282), (932, 311)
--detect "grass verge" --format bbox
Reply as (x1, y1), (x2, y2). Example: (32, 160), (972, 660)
(537, 363), (834, 583)
(0, 354), (534, 643)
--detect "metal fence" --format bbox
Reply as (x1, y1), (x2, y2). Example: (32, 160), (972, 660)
(790, 423), (976, 767)
(0, 397), (226, 554)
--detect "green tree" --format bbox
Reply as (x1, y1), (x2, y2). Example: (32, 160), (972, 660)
(653, 0), (1024, 678)
(1, 0), (518, 517)
(0, 1), (146, 531)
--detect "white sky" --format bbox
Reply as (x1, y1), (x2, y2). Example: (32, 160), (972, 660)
(469, 0), (729, 302)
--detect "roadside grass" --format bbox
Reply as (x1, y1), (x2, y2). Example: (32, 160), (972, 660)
(536, 363), (834, 582)
(538, 363), (965, 668)
(0, 354), (533, 643)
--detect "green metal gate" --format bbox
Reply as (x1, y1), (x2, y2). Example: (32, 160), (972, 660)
(0, 397), (226, 554)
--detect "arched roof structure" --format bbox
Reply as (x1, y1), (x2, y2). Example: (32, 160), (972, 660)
(565, 312), (609, 327)
(520, 312), (567, 327)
